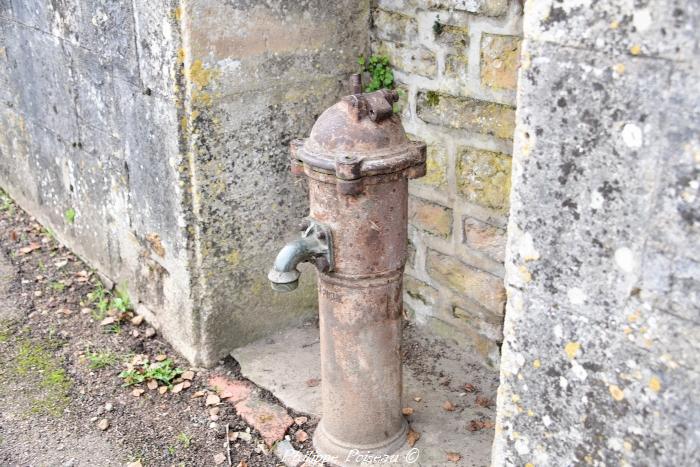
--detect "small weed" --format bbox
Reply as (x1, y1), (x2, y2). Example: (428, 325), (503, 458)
(0, 189), (14, 215)
(86, 350), (117, 369)
(50, 281), (66, 293)
(433, 16), (444, 36)
(106, 324), (121, 335)
(119, 358), (183, 387)
(42, 227), (55, 241)
(64, 208), (76, 224)
(167, 445), (176, 456)
(176, 432), (191, 448)
(86, 282), (132, 322)
(358, 54), (394, 92)
(38, 260), (47, 273)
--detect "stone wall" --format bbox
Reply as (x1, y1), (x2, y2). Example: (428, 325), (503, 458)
(371, 0), (522, 367)
(0, 0), (368, 366)
(493, 1), (700, 465)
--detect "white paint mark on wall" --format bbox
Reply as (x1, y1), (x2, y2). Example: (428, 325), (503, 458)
(591, 190), (604, 210)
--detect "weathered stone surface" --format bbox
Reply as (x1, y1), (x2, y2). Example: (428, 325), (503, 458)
(412, 142), (447, 190)
(493, 3), (700, 464)
(208, 375), (255, 404)
(416, 91), (515, 139)
(481, 34), (521, 91)
(457, 147), (512, 212)
(372, 7), (418, 43)
(408, 197), (452, 237)
(463, 216), (506, 262)
(404, 274), (438, 307)
(377, 41), (436, 78)
(426, 249), (505, 314)
(0, 0), (370, 367)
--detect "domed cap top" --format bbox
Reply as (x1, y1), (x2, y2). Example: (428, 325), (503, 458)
(290, 89), (426, 180)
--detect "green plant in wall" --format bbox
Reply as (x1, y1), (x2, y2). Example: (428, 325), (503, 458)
(433, 16), (444, 36)
(64, 208), (76, 224)
(358, 55), (394, 92)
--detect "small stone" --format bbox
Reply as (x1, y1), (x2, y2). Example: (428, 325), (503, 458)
(158, 386), (168, 395)
(209, 422), (219, 430)
(236, 431), (252, 442)
(126, 462), (142, 467)
(131, 388), (145, 397)
(104, 403), (113, 412)
(402, 407), (414, 416)
(182, 381), (192, 389)
(171, 382), (185, 394)
(192, 390), (206, 398)
(414, 396), (422, 402)
(100, 316), (116, 326)
(442, 400), (456, 411)
(131, 330), (139, 338)
(294, 430), (309, 442)
(97, 418), (109, 431)
(213, 453), (226, 465)
(144, 327), (156, 338)
(131, 315), (144, 326)
(294, 416), (307, 426)
(147, 380), (158, 390)
(209, 407), (220, 416)
(206, 394), (221, 406)
(155, 354), (167, 362)
(182, 370), (195, 380)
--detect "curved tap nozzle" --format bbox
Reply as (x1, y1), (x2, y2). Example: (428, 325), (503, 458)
(268, 218), (333, 292)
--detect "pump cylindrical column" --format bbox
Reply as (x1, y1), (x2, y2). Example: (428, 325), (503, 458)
(309, 173), (409, 459)
(268, 77), (426, 465)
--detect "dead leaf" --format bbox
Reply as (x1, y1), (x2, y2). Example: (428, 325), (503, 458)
(446, 452), (461, 462)
(18, 243), (41, 255)
(9, 230), (17, 241)
(213, 453), (226, 465)
(182, 370), (195, 380)
(131, 388), (145, 397)
(468, 419), (495, 432)
(306, 378), (320, 387)
(206, 394), (220, 406)
(442, 400), (456, 412)
(97, 418), (109, 431)
(147, 380), (158, 390)
(155, 354), (167, 362)
(475, 396), (492, 408)
(407, 428), (420, 447)
(158, 386), (168, 394)
(56, 307), (73, 316)
(171, 382), (184, 394)
(146, 233), (166, 257)
(294, 416), (308, 426)
(100, 316), (116, 326)
(236, 461), (248, 467)
(295, 430), (309, 442)
(401, 407), (414, 416)
(464, 383), (476, 393)
(192, 390), (206, 398)
(130, 315), (144, 326)
(182, 381), (191, 389)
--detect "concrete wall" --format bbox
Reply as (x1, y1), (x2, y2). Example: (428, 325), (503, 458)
(493, 1), (700, 465)
(371, 0), (522, 367)
(0, 0), (368, 366)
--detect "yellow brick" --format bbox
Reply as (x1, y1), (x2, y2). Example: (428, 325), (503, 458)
(481, 34), (522, 91)
(409, 197), (452, 237)
(457, 147), (512, 212)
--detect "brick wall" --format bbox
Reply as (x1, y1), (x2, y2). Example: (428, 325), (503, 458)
(370, 0), (522, 367)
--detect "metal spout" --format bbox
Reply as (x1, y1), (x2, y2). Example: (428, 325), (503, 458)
(268, 219), (334, 292)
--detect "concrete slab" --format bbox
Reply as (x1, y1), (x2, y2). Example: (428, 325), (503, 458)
(232, 323), (499, 467)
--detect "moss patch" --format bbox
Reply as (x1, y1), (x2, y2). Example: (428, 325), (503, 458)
(12, 339), (72, 417)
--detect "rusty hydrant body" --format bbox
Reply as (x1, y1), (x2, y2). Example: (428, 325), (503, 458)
(269, 77), (425, 463)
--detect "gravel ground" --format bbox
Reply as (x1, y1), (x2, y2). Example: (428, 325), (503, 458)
(0, 191), (316, 467)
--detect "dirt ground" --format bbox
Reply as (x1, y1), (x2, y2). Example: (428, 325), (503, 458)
(0, 192), (315, 467)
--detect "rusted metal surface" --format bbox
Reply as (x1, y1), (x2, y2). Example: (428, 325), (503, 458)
(271, 76), (425, 463)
